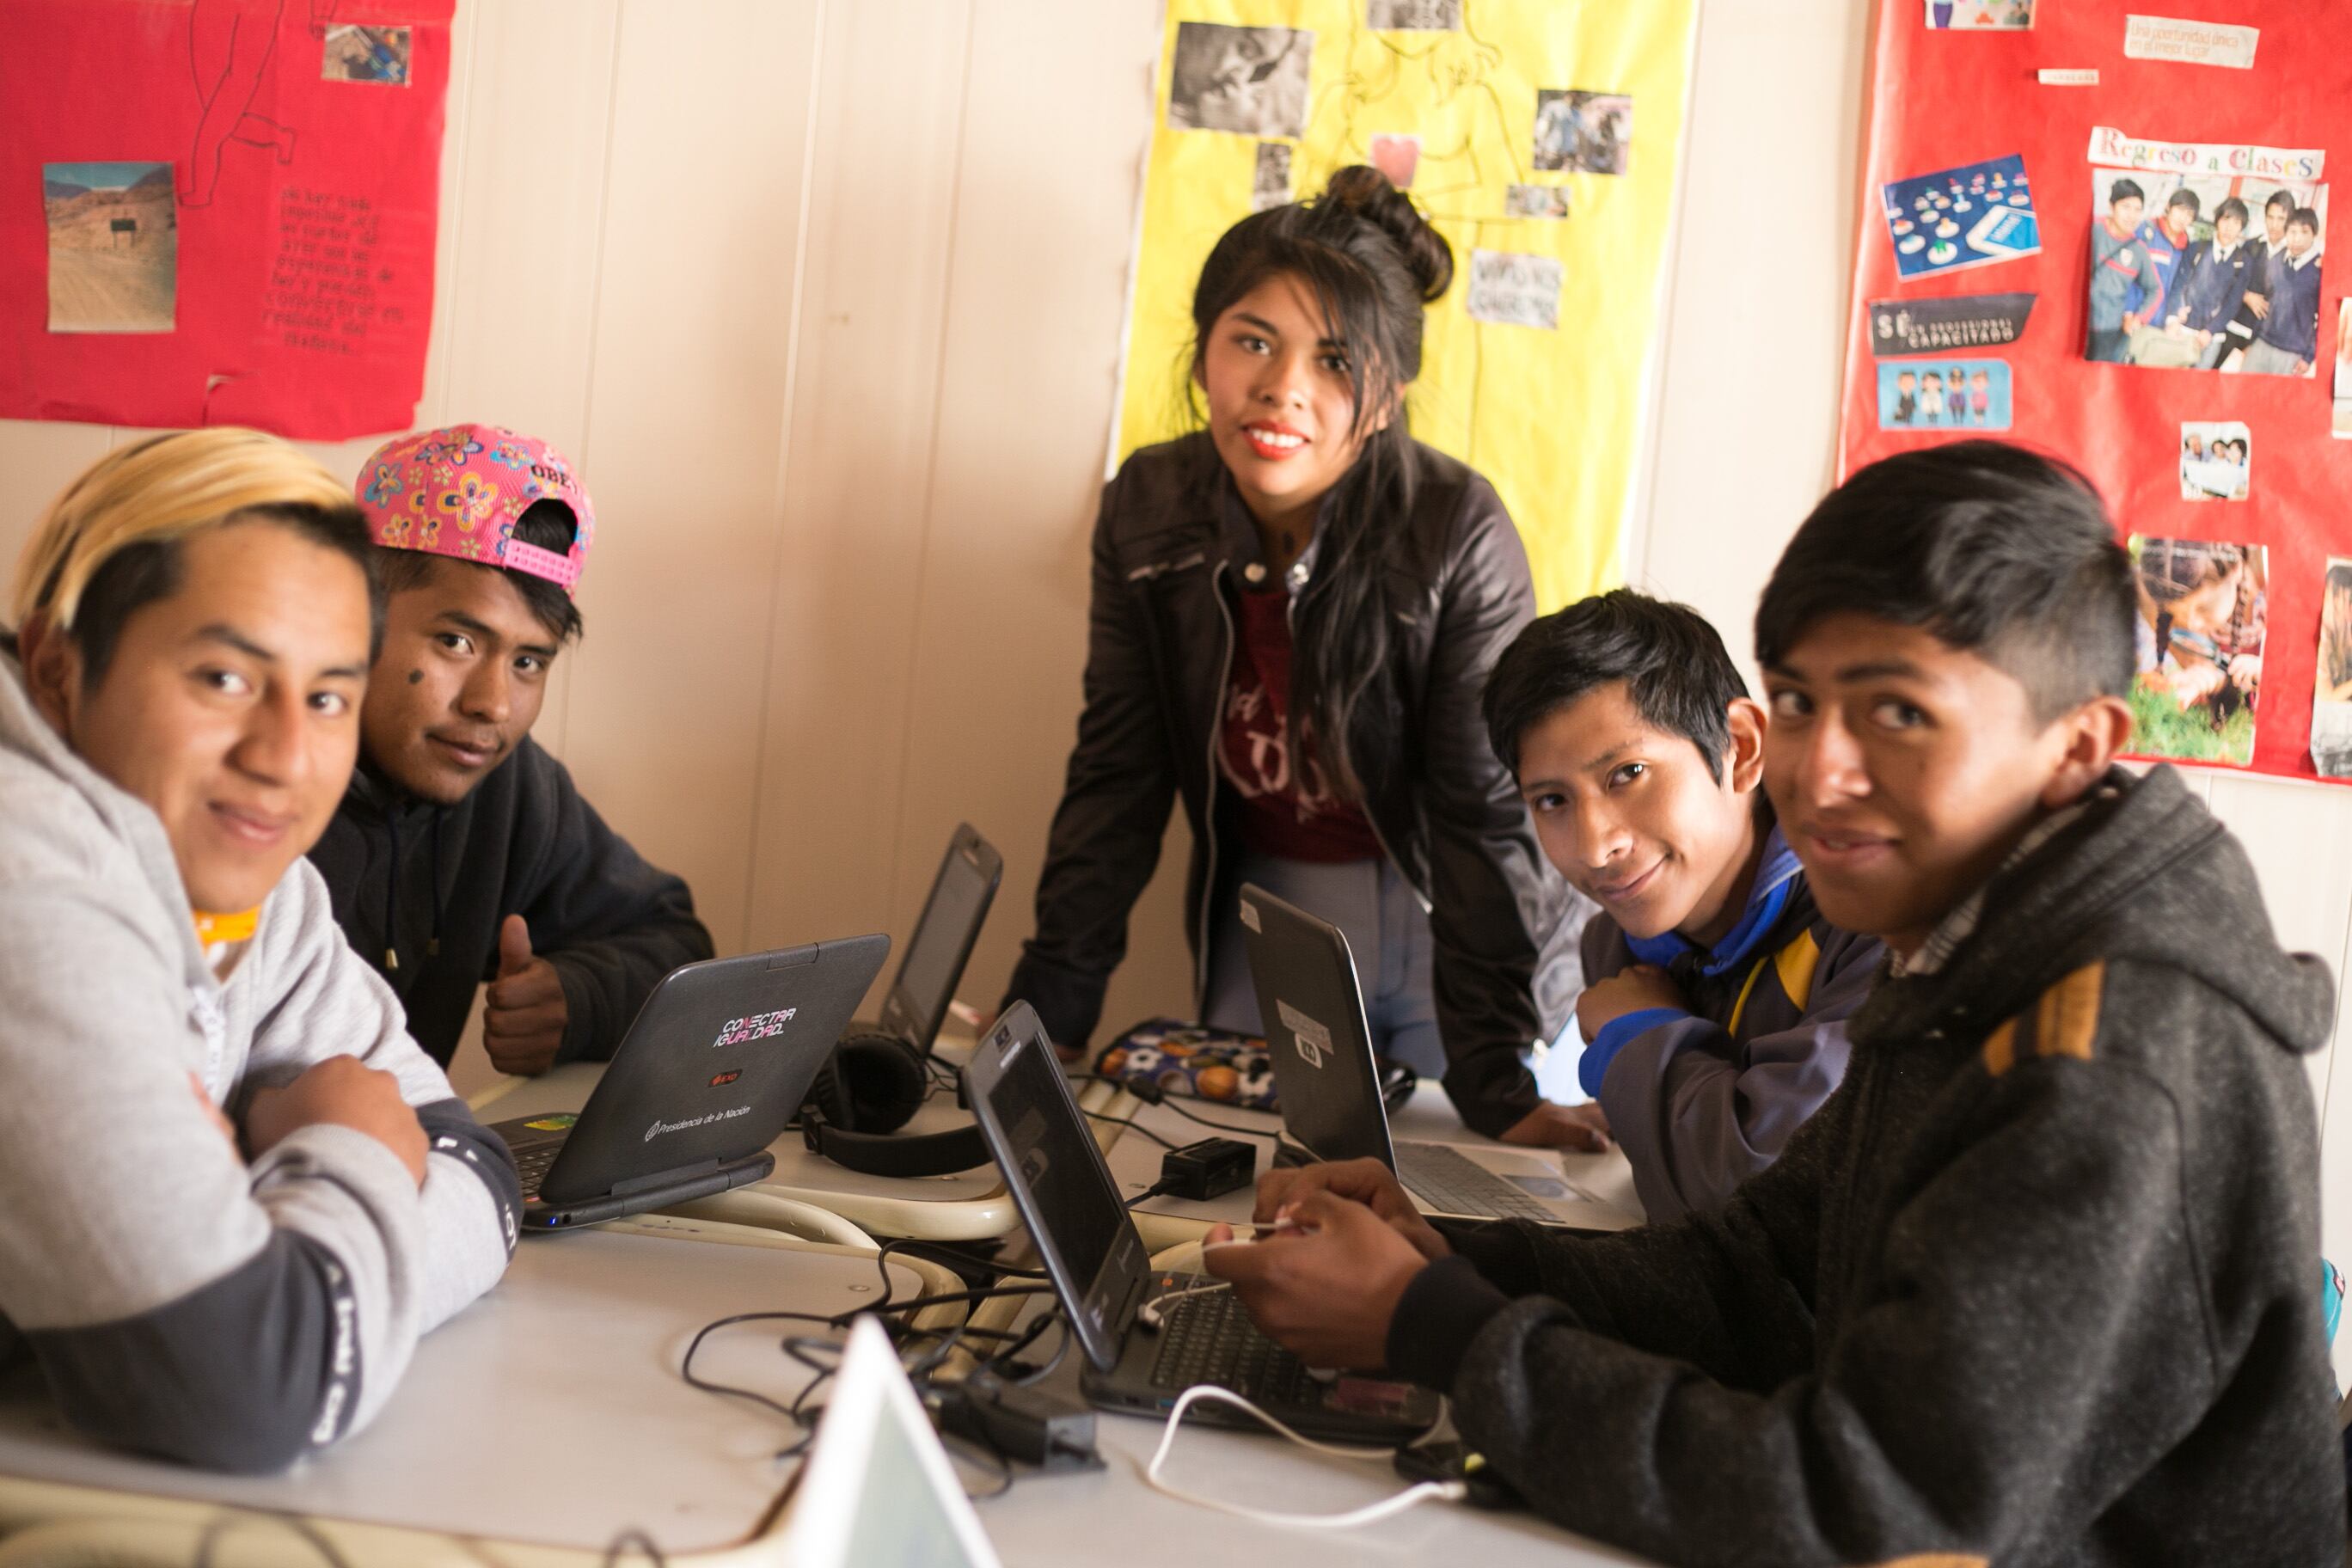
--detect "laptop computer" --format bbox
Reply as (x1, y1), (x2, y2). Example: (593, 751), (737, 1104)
(778, 1314), (1003, 1568)
(491, 934), (890, 1230)
(965, 1003), (1442, 1446)
(850, 822), (1001, 1057)
(1237, 884), (1636, 1231)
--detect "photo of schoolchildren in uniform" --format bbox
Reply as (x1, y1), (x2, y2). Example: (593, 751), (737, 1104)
(2312, 560), (2352, 777)
(2086, 168), (2326, 376)
(2179, 422), (2251, 501)
(1877, 358), (2011, 430)
(1926, 0), (2032, 27)
(2128, 535), (2267, 766)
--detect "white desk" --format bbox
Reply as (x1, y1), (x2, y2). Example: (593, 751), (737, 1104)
(476, 1058), (1025, 1243)
(0, 1216), (959, 1565)
(964, 1273), (1660, 1568)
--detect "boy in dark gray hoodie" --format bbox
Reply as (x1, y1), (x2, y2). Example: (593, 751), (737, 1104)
(308, 425), (711, 1077)
(1207, 442), (2343, 1565)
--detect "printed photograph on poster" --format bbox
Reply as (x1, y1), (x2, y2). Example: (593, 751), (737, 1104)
(1866, 292), (2036, 356)
(1367, 0), (1462, 28)
(1504, 184), (1571, 218)
(1466, 249), (1561, 329)
(1880, 155), (2040, 279)
(2082, 129), (2325, 375)
(2314, 560), (2352, 777)
(1926, 0), (2033, 28)
(1877, 360), (2012, 430)
(1167, 24), (1314, 137)
(1534, 90), (1631, 175)
(1369, 133), (1421, 189)
(43, 161), (176, 334)
(2333, 300), (2352, 438)
(1252, 142), (1293, 211)
(322, 25), (412, 85)
(2179, 422), (2251, 501)
(2129, 535), (2266, 767)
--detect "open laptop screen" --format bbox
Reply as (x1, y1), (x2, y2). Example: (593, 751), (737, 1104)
(786, 1316), (1002, 1568)
(1239, 884), (1396, 1169)
(968, 1006), (1146, 1371)
(881, 825), (1001, 1053)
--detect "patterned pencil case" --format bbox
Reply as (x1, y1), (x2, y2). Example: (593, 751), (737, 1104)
(1093, 1017), (1280, 1111)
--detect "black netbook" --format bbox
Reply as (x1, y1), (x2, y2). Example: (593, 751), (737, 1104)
(492, 934), (890, 1230)
(965, 1003), (1441, 1445)
(851, 823), (1001, 1055)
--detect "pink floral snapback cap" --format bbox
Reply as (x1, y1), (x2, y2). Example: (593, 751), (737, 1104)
(353, 422), (594, 593)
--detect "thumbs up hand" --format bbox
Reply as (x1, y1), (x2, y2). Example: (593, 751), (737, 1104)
(484, 914), (567, 1077)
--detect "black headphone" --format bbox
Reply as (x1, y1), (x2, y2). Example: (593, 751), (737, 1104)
(799, 1031), (992, 1178)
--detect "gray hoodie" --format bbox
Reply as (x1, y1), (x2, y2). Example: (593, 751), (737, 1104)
(0, 653), (518, 1473)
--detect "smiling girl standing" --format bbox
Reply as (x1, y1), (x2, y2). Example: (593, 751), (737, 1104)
(1002, 167), (1597, 1148)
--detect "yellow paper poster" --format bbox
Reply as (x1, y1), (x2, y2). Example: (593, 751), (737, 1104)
(1114, 0), (1699, 609)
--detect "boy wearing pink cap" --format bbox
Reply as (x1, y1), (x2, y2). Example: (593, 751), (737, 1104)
(308, 424), (711, 1076)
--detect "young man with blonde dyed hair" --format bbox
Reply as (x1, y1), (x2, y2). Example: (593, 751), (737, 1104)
(0, 428), (516, 1473)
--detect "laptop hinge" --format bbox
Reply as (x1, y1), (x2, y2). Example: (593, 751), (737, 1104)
(611, 1157), (721, 1197)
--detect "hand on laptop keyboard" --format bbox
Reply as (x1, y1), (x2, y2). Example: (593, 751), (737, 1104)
(1253, 1157), (1450, 1262)
(1201, 1189), (1429, 1372)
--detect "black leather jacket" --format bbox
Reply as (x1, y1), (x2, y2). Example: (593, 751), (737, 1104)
(1002, 433), (1583, 1136)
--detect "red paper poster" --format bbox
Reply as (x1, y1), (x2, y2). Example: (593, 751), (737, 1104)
(0, 0), (451, 439)
(1841, 0), (2352, 784)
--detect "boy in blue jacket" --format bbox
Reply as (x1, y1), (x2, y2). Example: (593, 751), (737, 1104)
(2166, 195), (2257, 369)
(1480, 591), (1881, 1221)
(2244, 206), (2324, 377)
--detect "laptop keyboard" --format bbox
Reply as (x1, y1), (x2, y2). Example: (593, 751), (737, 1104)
(1396, 1141), (1563, 1222)
(1148, 1286), (1319, 1407)
(511, 1142), (559, 1201)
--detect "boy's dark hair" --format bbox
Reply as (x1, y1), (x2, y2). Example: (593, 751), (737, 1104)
(2110, 178), (2146, 205)
(2267, 189), (2296, 216)
(2166, 188), (2200, 217)
(1755, 442), (2134, 723)
(73, 504), (383, 689)
(2288, 206), (2321, 234)
(1482, 590), (1749, 781)
(2215, 196), (2251, 227)
(374, 499), (585, 642)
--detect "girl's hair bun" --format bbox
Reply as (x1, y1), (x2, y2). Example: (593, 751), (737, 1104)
(1318, 164), (1453, 302)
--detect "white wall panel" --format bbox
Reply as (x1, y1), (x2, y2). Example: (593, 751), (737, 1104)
(560, 0), (824, 952)
(742, 0), (977, 975)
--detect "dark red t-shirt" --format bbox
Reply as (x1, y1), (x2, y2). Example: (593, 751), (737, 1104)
(1218, 583), (1381, 862)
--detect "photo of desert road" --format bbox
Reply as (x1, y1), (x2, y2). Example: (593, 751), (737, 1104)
(46, 161), (177, 333)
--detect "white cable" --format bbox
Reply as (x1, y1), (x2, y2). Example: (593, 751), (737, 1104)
(1141, 1384), (1468, 1528)
(1136, 1279), (1231, 1330)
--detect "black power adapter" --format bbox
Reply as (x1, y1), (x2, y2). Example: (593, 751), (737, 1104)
(934, 1373), (1101, 1473)
(1158, 1136), (1256, 1201)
